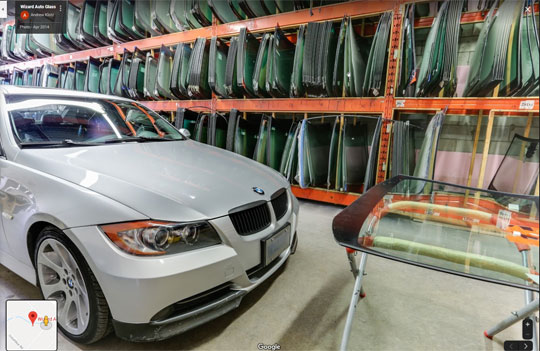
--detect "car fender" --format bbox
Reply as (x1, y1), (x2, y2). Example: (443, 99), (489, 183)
(0, 159), (148, 284)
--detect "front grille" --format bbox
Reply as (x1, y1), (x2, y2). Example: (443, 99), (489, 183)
(271, 189), (288, 220)
(229, 202), (271, 235)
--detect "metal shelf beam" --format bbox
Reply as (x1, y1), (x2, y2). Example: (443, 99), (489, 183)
(414, 3), (539, 28)
(142, 97), (539, 115)
(393, 97), (539, 114)
(291, 186), (360, 206)
(142, 98), (386, 114)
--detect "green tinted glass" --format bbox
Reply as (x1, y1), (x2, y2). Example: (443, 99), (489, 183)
(86, 59), (101, 93)
(267, 119), (291, 170)
(154, 0), (177, 33)
(156, 46), (174, 99)
(75, 63), (86, 91)
(234, 115), (260, 157)
(83, 1), (96, 36)
(98, 2), (108, 36)
(110, 63), (120, 94)
(144, 53), (159, 99)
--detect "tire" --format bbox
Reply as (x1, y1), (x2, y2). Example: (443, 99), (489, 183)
(34, 226), (112, 344)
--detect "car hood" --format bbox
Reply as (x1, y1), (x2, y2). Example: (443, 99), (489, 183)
(15, 140), (288, 221)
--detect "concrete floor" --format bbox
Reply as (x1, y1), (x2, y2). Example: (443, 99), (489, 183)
(1, 200), (537, 350)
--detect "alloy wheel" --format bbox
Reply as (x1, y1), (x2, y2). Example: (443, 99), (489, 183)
(36, 238), (90, 335)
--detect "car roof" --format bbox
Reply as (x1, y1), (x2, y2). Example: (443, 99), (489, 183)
(0, 86), (135, 103)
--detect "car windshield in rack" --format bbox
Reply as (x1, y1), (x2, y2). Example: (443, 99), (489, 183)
(6, 95), (183, 147)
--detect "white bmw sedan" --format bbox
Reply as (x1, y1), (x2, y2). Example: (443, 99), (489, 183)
(0, 86), (298, 343)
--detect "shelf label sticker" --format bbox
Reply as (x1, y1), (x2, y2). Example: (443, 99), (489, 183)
(395, 100), (405, 108)
(519, 100), (535, 110)
(508, 203), (520, 212)
(496, 209), (512, 230)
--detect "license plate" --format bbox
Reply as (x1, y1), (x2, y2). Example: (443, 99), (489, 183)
(262, 225), (291, 266)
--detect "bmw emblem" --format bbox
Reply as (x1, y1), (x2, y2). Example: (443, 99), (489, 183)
(252, 187), (265, 195)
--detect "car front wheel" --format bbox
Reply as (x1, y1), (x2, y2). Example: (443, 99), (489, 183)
(35, 227), (112, 344)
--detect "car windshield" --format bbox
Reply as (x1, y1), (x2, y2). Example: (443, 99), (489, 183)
(6, 95), (183, 147)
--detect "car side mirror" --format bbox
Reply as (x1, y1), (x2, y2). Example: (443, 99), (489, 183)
(179, 128), (191, 138)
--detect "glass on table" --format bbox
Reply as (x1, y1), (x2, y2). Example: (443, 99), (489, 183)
(334, 176), (539, 291)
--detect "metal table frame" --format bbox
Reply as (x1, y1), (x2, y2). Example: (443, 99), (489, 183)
(340, 249), (539, 351)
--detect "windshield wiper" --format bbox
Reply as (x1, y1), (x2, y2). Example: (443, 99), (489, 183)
(20, 137), (178, 148)
(20, 140), (101, 148)
(103, 136), (177, 143)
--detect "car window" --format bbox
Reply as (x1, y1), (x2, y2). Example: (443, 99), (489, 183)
(6, 96), (183, 146)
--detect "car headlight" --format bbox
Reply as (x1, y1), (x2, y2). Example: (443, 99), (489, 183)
(100, 221), (222, 256)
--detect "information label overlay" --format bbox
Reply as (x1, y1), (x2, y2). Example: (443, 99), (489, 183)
(6, 299), (58, 351)
(15, 1), (67, 34)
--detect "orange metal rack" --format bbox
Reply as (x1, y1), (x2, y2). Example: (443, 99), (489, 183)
(414, 2), (539, 28)
(1, 0), (538, 206)
(143, 97), (386, 114)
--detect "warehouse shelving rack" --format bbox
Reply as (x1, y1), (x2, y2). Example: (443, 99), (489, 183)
(2, 0), (538, 205)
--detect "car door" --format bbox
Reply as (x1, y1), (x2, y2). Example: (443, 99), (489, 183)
(0, 97), (40, 282)
(0, 137), (11, 256)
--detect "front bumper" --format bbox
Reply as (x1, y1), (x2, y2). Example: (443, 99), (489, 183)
(112, 288), (247, 342)
(64, 189), (299, 341)
(112, 231), (297, 342)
